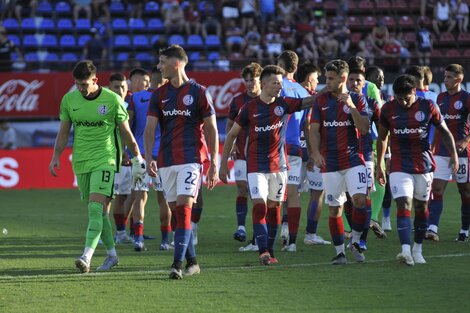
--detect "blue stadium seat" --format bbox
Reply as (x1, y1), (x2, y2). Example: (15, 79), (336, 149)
(136, 52), (152, 62)
(147, 18), (165, 33)
(116, 52), (129, 62)
(39, 18), (55, 32)
(25, 52), (40, 62)
(61, 52), (78, 62)
(110, 1), (126, 15)
(3, 18), (19, 33)
(129, 18), (145, 32)
(208, 51), (220, 61)
(21, 18), (38, 32)
(112, 18), (128, 33)
(114, 35), (131, 49)
(8, 35), (21, 47)
(37, 1), (53, 16)
(57, 18), (74, 33)
(45, 52), (59, 62)
(205, 35), (221, 49)
(76, 19), (92, 32)
(151, 35), (161, 45)
(60, 35), (77, 47)
(23, 35), (39, 48)
(169, 34), (185, 46)
(144, 1), (160, 15)
(78, 34), (92, 47)
(186, 34), (204, 49)
(133, 35), (149, 47)
(42, 34), (58, 48)
(189, 51), (201, 62)
(55, 1), (72, 15)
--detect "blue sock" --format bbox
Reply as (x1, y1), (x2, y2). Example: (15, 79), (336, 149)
(173, 228), (191, 262)
(185, 231), (196, 261)
(428, 194), (443, 227)
(306, 200), (319, 233)
(236, 196), (248, 226)
(382, 207), (391, 218)
(360, 205), (372, 241)
(397, 210), (411, 245)
(414, 210), (428, 244)
(462, 196), (470, 230)
(267, 223), (278, 251)
(253, 223), (268, 253)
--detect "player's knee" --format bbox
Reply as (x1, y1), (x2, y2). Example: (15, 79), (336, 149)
(351, 194), (366, 208)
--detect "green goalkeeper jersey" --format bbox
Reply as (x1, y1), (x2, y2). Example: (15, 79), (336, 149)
(59, 87), (128, 174)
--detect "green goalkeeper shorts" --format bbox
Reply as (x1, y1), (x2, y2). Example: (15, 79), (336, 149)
(76, 170), (115, 201)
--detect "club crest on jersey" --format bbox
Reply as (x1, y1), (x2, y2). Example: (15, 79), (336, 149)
(343, 105), (350, 114)
(251, 186), (259, 194)
(183, 95), (194, 106)
(414, 111), (425, 122)
(98, 105), (108, 115)
(274, 106), (284, 116)
(327, 194), (333, 202)
(454, 101), (463, 110)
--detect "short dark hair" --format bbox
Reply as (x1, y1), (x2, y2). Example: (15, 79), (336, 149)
(129, 68), (149, 78)
(365, 66), (383, 81)
(160, 44), (188, 64)
(72, 60), (96, 80)
(348, 56), (366, 70)
(324, 59), (349, 76)
(445, 63), (465, 76)
(241, 62), (263, 79)
(296, 62), (320, 83)
(393, 74), (417, 95)
(348, 67), (365, 77)
(260, 65), (285, 81)
(109, 72), (126, 83)
(277, 50), (299, 73)
(404, 65), (424, 81)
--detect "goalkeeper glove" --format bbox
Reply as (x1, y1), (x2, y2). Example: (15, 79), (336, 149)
(131, 155), (146, 185)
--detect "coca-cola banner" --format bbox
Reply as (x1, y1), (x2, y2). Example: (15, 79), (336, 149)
(0, 71), (243, 119)
(0, 146), (235, 189)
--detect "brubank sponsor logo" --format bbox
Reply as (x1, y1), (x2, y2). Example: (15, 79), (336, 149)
(162, 108), (191, 117)
(393, 127), (424, 135)
(76, 120), (105, 127)
(323, 120), (352, 127)
(255, 120), (283, 132)
(442, 113), (462, 120)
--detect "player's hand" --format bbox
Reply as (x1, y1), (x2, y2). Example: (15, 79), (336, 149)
(49, 158), (60, 177)
(306, 157), (315, 171)
(219, 162), (230, 184)
(147, 159), (158, 177)
(449, 154), (459, 175)
(376, 167), (386, 186)
(455, 138), (469, 154)
(230, 145), (240, 159)
(338, 93), (354, 109)
(206, 163), (219, 190)
(312, 152), (325, 169)
(131, 155), (146, 185)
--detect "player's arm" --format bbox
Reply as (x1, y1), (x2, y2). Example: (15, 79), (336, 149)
(119, 120), (146, 185)
(49, 121), (72, 176)
(220, 122), (242, 184)
(143, 115), (159, 177)
(339, 93), (369, 134)
(375, 123), (389, 186)
(203, 114), (219, 190)
(308, 122), (325, 168)
(435, 121), (459, 174)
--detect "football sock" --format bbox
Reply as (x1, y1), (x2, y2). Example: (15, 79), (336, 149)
(133, 222), (144, 241)
(461, 196), (470, 231)
(344, 199), (353, 229)
(252, 203), (268, 253)
(185, 230), (196, 260)
(129, 217), (134, 237)
(267, 206), (280, 250)
(236, 196), (248, 226)
(113, 213), (127, 231)
(370, 180), (385, 221)
(101, 214), (115, 251)
(382, 179), (392, 210)
(191, 205), (202, 223)
(107, 247), (117, 257)
(329, 216), (344, 246)
(414, 208), (428, 244)
(173, 204), (192, 262)
(287, 206), (301, 245)
(397, 208), (411, 245)
(161, 225), (171, 244)
(351, 205), (367, 242)
(360, 201), (372, 241)
(427, 194), (443, 229)
(306, 199), (319, 234)
(83, 247), (94, 261)
(85, 202), (104, 249)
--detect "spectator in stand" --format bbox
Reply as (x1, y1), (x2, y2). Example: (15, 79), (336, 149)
(12, 0), (38, 22)
(184, 2), (202, 36)
(121, 52), (142, 72)
(357, 33), (375, 65)
(164, 3), (185, 36)
(92, 0), (110, 23)
(277, 0), (296, 21)
(452, 0), (469, 33)
(264, 21), (283, 64)
(0, 26), (24, 72)
(432, 0), (456, 35)
(421, 0), (438, 17)
(240, 0), (257, 33)
(319, 29), (339, 61)
(298, 33), (319, 65)
(334, 20), (351, 58)
(73, 0), (92, 22)
(244, 26), (263, 62)
(315, 18), (329, 49)
(126, 0), (144, 20)
(201, 2), (222, 39)
(279, 16), (297, 50)
(295, 12), (315, 39)
(82, 28), (108, 70)
(416, 18), (433, 65)
(0, 121), (17, 150)
(258, 0), (276, 33)
(225, 19), (245, 54)
(381, 36), (405, 72)
(371, 19), (390, 55)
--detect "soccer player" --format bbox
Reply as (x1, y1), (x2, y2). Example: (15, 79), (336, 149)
(346, 67), (382, 250)
(297, 62), (330, 245)
(277, 50), (311, 252)
(128, 67), (150, 94)
(376, 74), (458, 266)
(309, 59), (370, 265)
(226, 62), (262, 248)
(144, 45), (219, 279)
(48, 60), (146, 273)
(426, 64), (470, 242)
(220, 65), (317, 265)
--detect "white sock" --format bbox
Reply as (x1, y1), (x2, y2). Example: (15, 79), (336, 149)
(460, 229), (469, 236)
(401, 244), (411, 255)
(428, 224), (438, 233)
(335, 244), (345, 255)
(107, 248), (117, 257)
(412, 243), (422, 254)
(191, 222), (197, 230)
(238, 225), (246, 231)
(351, 230), (362, 243)
(83, 247), (95, 261)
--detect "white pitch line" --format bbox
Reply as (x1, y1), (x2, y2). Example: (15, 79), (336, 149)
(1, 252), (469, 281)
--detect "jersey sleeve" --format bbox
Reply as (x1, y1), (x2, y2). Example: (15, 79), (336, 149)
(199, 88), (216, 118)
(235, 103), (249, 128)
(127, 95), (136, 113)
(148, 89), (160, 117)
(371, 99), (380, 123)
(115, 96), (129, 124)
(310, 97), (321, 124)
(228, 97), (239, 121)
(59, 94), (71, 122)
(355, 94), (368, 115)
(379, 102), (390, 128)
(430, 101), (443, 126)
(282, 96), (303, 114)
(367, 82), (383, 107)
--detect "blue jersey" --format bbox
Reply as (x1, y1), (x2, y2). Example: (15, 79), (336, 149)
(281, 77), (310, 158)
(128, 88), (160, 158)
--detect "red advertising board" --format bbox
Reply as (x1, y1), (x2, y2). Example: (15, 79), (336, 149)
(0, 71), (243, 119)
(0, 146), (234, 190)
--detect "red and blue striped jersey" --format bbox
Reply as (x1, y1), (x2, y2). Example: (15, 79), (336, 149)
(360, 96), (380, 162)
(148, 80), (215, 168)
(228, 91), (257, 160)
(235, 96), (303, 173)
(433, 90), (470, 157)
(380, 98), (443, 174)
(311, 92), (367, 172)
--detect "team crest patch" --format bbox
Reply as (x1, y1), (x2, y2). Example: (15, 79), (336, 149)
(251, 186), (259, 194)
(98, 105), (108, 115)
(454, 101), (463, 110)
(274, 106), (284, 116)
(327, 194), (333, 202)
(183, 95), (194, 106)
(343, 105), (350, 114)
(392, 186), (398, 194)
(414, 111), (425, 122)
(235, 169), (242, 177)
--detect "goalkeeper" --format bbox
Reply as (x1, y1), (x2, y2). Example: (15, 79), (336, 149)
(48, 60), (146, 273)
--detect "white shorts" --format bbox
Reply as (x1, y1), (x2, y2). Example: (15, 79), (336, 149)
(151, 175), (163, 192)
(133, 172), (151, 192)
(247, 171), (287, 202)
(434, 155), (469, 183)
(305, 165), (324, 191)
(298, 161), (309, 192)
(389, 172), (433, 201)
(114, 166), (131, 195)
(287, 155), (302, 185)
(234, 160), (247, 182)
(365, 161), (376, 192)
(158, 163), (202, 203)
(322, 165), (368, 206)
